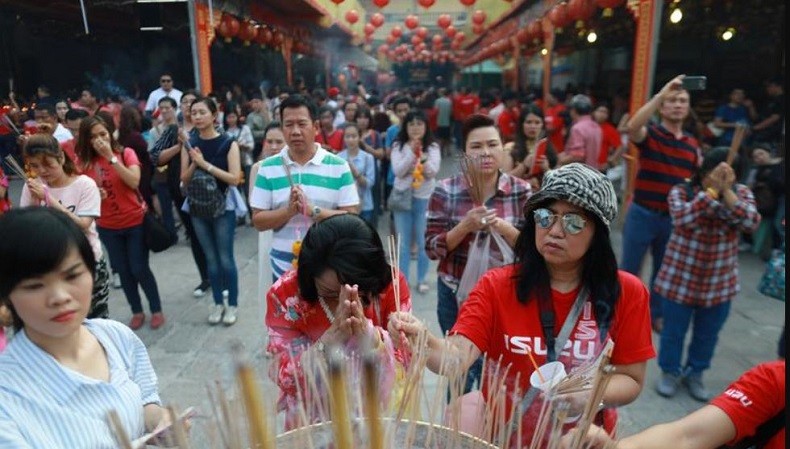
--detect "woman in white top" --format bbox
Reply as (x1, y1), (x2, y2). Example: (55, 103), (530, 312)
(0, 207), (169, 448)
(389, 109), (442, 293)
(223, 106), (255, 205)
(20, 134), (110, 319)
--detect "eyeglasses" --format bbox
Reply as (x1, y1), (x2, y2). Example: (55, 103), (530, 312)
(533, 208), (587, 235)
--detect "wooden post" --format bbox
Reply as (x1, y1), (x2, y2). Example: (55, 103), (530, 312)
(624, 0), (664, 211)
(282, 36), (294, 88)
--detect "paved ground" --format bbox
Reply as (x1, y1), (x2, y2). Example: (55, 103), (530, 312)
(6, 159), (784, 446)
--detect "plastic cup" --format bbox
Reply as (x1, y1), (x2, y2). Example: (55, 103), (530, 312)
(530, 361), (567, 392)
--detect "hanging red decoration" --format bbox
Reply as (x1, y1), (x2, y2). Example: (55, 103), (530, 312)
(237, 21), (258, 45)
(370, 12), (385, 27)
(594, 0), (624, 17)
(459, 0), (476, 6)
(330, 0), (345, 4)
(516, 27), (530, 44)
(404, 14), (419, 30)
(418, 0), (436, 8)
(345, 9), (360, 24)
(471, 10), (486, 25)
(273, 30), (284, 46)
(437, 14), (452, 29)
(472, 24), (484, 34)
(547, 2), (571, 29)
(416, 26), (428, 39)
(372, 0), (389, 7)
(364, 23), (375, 35)
(431, 34), (443, 45)
(390, 25), (403, 38)
(255, 26), (272, 47)
(378, 44), (389, 54)
(217, 15), (240, 43)
(386, 34), (397, 44)
(526, 20), (541, 40)
(411, 35), (423, 45)
(445, 25), (457, 38)
(568, 0), (596, 26)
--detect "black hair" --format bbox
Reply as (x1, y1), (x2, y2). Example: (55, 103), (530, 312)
(395, 109), (435, 148)
(297, 214), (391, 304)
(24, 134), (78, 176)
(65, 108), (89, 122)
(690, 147), (740, 187)
(513, 198), (620, 335)
(191, 96), (218, 115)
(391, 96), (414, 111)
(158, 97), (178, 108)
(34, 102), (57, 117)
(356, 106), (373, 122)
(279, 94), (318, 122)
(37, 85), (50, 95)
(0, 208), (96, 331)
(263, 121), (282, 136)
(461, 114), (496, 151)
(318, 105), (336, 119)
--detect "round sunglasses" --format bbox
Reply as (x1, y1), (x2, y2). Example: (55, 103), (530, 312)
(533, 208), (587, 235)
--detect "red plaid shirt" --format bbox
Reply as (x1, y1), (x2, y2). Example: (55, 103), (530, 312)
(654, 183), (761, 307)
(426, 172), (531, 288)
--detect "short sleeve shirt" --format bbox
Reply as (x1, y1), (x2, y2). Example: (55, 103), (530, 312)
(83, 148), (146, 229)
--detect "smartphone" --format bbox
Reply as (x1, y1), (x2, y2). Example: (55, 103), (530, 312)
(681, 76), (707, 91)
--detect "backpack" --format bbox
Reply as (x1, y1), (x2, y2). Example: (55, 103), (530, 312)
(187, 168), (226, 218)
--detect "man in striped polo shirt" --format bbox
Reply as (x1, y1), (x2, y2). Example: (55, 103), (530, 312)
(622, 75), (702, 332)
(250, 95), (359, 281)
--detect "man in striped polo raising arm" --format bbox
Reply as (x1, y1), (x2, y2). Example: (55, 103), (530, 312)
(250, 95), (359, 282)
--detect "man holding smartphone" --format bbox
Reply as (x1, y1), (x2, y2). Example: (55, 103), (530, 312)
(621, 75), (702, 337)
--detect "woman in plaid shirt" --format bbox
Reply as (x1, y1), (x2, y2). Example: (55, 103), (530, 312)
(426, 114), (532, 393)
(653, 148), (761, 402)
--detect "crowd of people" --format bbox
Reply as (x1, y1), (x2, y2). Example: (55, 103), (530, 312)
(0, 72), (784, 448)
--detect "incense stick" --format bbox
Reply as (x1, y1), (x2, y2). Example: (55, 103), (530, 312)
(233, 343), (272, 449)
(527, 347), (546, 383)
(3, 155), (27, 179)
(327, 350), (353, 449)
(726, 125), (746, 165)
(363, 352), (384, 449)
(107, 410), (134, 449)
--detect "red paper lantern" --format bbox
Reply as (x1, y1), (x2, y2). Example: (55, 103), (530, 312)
(404, 14), (419, 30)
(418, 0), (436, 8)
(273, 30), (284, 46)
(330, 0), (345, 4)
(364, 23), (375, 35)
(445, 25), (457, 38)
(416, 26), (428, 39)
(568, 0), (596, 25)
(437, 14), (452, 29)
(238, 21), (258, 45)
(454, 31), (465, 41)
(547, 2), (571, 29)
(378, 44), (389, 54)
(431, 34), (443, 45)
(411, 35), (423, 45)
(516, 27), (530, 44)
(471, 10), (486, 25)
(594, 0), (624, 16)
(255, 27), (272, 47)
(372, 0), (389, 7)
(217, 15), (240, 43)
(390, 25), (403, 38)
(386, 34), (397, 44)
(345, 9), (360, 24)
(472, 24), (484, 34)
(526, 20), (541, 40)
(459, 0), (476, 6)
(370, 12), (385, 27)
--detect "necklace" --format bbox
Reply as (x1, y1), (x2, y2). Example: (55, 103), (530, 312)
(318, 296), (335, 323)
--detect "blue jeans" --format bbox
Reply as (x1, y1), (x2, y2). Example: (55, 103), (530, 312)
(360, 210), (376, 228)
(658, 297), (731, 376)
(620, 203), (673, 321)
(154, 181), (177, 241)
(98, 224), (162, 314)
(191, 211), (239, 306)
(437, 278), (482, 394)
(393, 197), (430, 284)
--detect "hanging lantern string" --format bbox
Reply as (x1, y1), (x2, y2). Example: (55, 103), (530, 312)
(78, 0), (90, 34)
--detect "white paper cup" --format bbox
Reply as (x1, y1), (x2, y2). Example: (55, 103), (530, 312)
(530, 361), (567, 392)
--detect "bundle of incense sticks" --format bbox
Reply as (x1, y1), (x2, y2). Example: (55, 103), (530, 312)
(106, 338), (621, 448)
(1, 114), (21, 136)
(459, 154), (486, 206)
(3, 154), (27, 179)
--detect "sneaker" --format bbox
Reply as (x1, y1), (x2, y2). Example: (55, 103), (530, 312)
(129, 313), (145, 330)
(112, 273), (122, 289)
(208, 304), (225, 325)
(150, 312), (165, 330)
(683, 374), (710, 402)
(193, 281), (210, 298)
(222, 306), (238, 326)
(655, 372), (681, 398)
(417, 283), (430, 294)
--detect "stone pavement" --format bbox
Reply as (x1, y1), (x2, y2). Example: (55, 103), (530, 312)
(6, 161), (785, 445)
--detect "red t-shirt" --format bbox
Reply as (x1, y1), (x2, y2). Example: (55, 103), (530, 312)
(453, 94), (480, 121)
(316, 129), (344, 153)
(710, 360), (785, 449)
(451, 265), (655, 438)
(498, 107), (520, 143)
(544, 104), (566, 152)
(60, 139), (81, 172)
(598, 122), (621, 167)
(83, 147), (145, 229)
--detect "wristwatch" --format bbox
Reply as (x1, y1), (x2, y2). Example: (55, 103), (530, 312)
(310, 205), (321, 219)
(109, 156), (118, 165)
